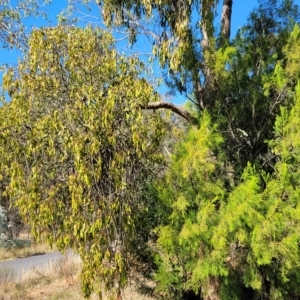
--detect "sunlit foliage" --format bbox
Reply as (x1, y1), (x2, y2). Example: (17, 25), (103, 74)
(0, 26), (165, 298)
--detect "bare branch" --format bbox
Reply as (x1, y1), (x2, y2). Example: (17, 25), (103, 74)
(141, 101), (198, 123)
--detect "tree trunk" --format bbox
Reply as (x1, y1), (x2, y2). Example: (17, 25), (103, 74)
(202, 277), (220, 300)
(221, 0), (233, 40)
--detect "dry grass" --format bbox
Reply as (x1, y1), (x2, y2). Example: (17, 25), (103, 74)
(0, 242), (57, 262)
(0, 253), (156, 300)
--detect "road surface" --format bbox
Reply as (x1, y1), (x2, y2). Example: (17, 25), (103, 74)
(0, 251), (74, 280)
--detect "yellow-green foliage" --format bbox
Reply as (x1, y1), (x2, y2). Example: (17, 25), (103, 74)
(156, 82), (300, 299)
(155, 112), (226, 298)
(155, 27), (300, 296)
(0, 26), (165, 298)
(156, 108), (300, 299)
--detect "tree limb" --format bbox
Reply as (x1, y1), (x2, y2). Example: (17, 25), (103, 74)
(141, 102), (198, 124)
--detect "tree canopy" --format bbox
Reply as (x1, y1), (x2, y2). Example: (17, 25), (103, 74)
(1, 25), (166, 298)
(1, 1), (300, 300)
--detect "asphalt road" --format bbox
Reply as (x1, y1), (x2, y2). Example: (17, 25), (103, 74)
(0, 251), (67, 280)
(0, 252), (63, 271)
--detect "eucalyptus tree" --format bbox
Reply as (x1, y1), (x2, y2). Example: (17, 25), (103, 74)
(0, 0), (50, 49)
(87, 0), (299, 171)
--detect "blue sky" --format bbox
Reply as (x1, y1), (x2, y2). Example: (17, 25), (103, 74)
(0, 0), (275, 104)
